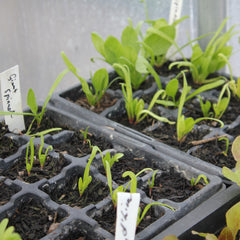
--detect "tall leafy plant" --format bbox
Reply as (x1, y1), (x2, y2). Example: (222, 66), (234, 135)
(91, 20), (146, 90)
(169, 18), (239, 84)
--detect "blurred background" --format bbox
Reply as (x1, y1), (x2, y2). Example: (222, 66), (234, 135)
(0, 0), (239, 108)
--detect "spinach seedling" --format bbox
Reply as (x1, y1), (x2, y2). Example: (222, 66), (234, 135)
(0, 218), (22, 240)
(38, 134), (53, 170)
(139, 0), (188, 67)
(169, 18), (238, 84)
(0, 69), (69, 135)
(26, 128), (61, 174)
(61, 51), (112, 106)
(156, 72), (224, 109)
(78, 146), (101, 197)
(113, 63), (175, 125)
(106, 161), (125, 208)
(190, 174), (209, 187)
(101, 151), (124, 175)
(197, 96), (212, 117)
(177, 72), (224, 142)
(91, 19), (146, 90)
(137, 202), (175, 227)
(25, 136), (35, 176)
(218, 52), (240, 100)
(122, 168), (153, 193)
(218, 136), (230, 156)
(222, 136), (240, 185)
(148, 170), (158, 196)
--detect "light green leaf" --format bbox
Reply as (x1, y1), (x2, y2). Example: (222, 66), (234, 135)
(232, 136), (240, 161)
(226, 201), (240, 238)
(165, 78), (179, 101)
(91, 32), (106, 57)
(27, 88), (38, 115)
(91, 68), (109, 95)
(162, 235), (179, 240)
(121, 25), (139, 53)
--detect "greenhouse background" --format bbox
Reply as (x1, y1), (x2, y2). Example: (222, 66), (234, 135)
(0, 0), (239, 108)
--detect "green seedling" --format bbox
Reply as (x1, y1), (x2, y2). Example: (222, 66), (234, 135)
(122, 168), (153, 193)
(218, 52), (240, 100)
(169, 18), (238, 85)
(106, 161), (125, 208)
(25, 136), (35, 176)
(25, 128), (61, 174)
(190, 174), (209, 187)
(197, 81), (231, 120)
(78, 146), (101, 197)
(0, 218), (22, 240)
(141, 17), (188, 67)
(218, 136), (230, 156)
(222, 136), (240, 186)
(198, 96), (212, 117)
(213, 82), (231, 119)
(38, 135), (53, 170)
(61, 52), (112, 106)
(177, 72), (224, 142)
(192, 201), (240, 239)
(0, 69), (69, 135)
(156, 72), (224, 109)
(137, 202), (175, 227)
(113, 63), (175, 125)
(91, 19), (146, 90)
(80, 127), (92, 149)
(101, 151), (124, 174)
(148, 170), (158, 196)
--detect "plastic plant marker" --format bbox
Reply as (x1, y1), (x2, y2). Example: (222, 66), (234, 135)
(115, 192), (140, 240)
(166, 0), (183, 60)
(0, 65), (25, 133)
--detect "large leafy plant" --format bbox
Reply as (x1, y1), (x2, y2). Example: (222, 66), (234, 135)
(91, 20), (146, 90)
(169, 18), (238, 84)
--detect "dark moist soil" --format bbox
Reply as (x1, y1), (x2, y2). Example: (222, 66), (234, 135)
(190, 139), (235, 169)
(0, 180), (20, 206)
(8, 197), (66, 240)
(1, 153), (69, 183)
(226, 123), (240, 138)
(142, 169), (203, 202)
(44, 174), (109, 209)
(92, 201), (162, 236)
(0, 122), (19, 158)
(52, 129), (113, 158)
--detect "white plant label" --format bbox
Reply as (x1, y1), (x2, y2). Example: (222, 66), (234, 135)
(167, 0), (183, 60)
(0, 65), (25, 133)
(115, 192), (140, 240)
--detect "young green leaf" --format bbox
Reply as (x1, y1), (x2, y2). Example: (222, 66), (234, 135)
(27, 88), (38, 116)
(232, 136), (240, 161)
(78, 146), (101, 197)
(0, 218), (22, 240)
(137, 202), (175, 226)
(25, 137), (35, 176)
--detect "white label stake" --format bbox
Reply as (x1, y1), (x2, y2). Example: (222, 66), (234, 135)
(166, 0), (183, 60)
(0, 65), (25, 133)
(115, 192), (140, 240)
